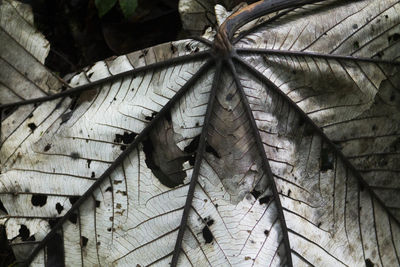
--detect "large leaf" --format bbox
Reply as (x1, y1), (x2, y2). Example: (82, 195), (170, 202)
(1, 0), (400, 266)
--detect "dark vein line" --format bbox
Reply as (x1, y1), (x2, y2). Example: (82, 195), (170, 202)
(78, 209), (84, 267)
(371, 198), (384, 267)
(236, 48), (400, 65)
(289, 229), (348, 266)
(301, 1), (369, 51)
(233, 6), (297, 44)
(330, 1), (399, 54)
(227, 58), (293, 267)
(389, 217), (400, 264)
(21, 59), (214, 266)
(234, 55), (400, 227)
(145, 252), (173, 267)
(0, 51), (211, 110)
(358, 182), (366, 261)
(0, 56), (49, 96)
(291, 249), (315, 266)
(170, 59), (222, 267)
(92, 195), (101, 267)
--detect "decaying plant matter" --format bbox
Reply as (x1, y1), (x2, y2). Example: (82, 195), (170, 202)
(0, 0), (399, 266)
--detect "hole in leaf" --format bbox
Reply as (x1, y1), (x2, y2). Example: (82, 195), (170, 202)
(142, 137), (184, 188)
(68, 213), (78, 224)
(0, 199), (8, 214)
(320, 147), (334, 171)
(105, 186), (112, 192)
(19, 225), (30, 241)
(46, 233), (65, 267)
(87, 159), (92, 168)
(250, 189), (261, 200)
(202, 226), (214, 244)
(95, 201), (101, 208)
(31, 194), (47, 207)
(27, 123), (37, 132)
(353, 40), (360, 49)
(365, 259), (374, 267)
(55, 203), (63, 214)
(205, 142), (220, 158)
(264, 230), (269, 236)
(91, 172), (96, 178)
(81, 236), (88, 247)
(144, 112), (158, 121)
(388, 33), (400, 45)
(48, 218), (61, 229)
(114, 132), (137, 144)
(259, 195), (271, 205)
(184, 135), (200, 154)
(69, 196), (79, 205)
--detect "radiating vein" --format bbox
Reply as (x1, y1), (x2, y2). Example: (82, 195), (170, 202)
(19, 59), (214, 266)
(227, 58), (293, 267)
(234, 55), (400, 227)
(236, 48), (400, 65)
(170, 59), (222, 267)
(0, 49), (212, 110)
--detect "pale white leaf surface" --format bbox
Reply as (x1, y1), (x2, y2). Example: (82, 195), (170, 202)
(1, 0), (399, 266)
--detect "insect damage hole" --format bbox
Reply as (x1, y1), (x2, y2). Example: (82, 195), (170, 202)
(55, 203), (64, 214)
(202, 225), (214, 244)
(18, 225), (30, 241)
(31, 194), (47, 207)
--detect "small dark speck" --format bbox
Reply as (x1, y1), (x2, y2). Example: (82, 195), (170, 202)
(372, 125), (377, 131)
(352, 24), (358, 29)
(70, 152), (80, 160)
(353, 40), (360, 49)
(317, 222), (322, 228)
(264, 230), (269, 236)
(87, 159), (92, 168)
(91, 172), (96, 178)
(28, 123), (37, 132)
(106, 186), (112, 192)
(95, 200), (101, 208)
(226, 93), (234, 101)
(287, 189), (292, 197)
(43, 144), (51, 152)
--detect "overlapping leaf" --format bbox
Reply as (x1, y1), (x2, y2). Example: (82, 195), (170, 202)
(0, 0), (399, 266)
